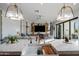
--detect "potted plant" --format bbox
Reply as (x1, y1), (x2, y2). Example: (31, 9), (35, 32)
(8, 35), (17, 44)
(75, 29), (78, 33)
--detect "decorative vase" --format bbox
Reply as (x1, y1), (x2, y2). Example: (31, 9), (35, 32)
(64, 37), (69, 43)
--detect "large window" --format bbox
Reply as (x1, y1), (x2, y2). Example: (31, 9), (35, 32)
(64, 22), (69, 39)
(60, 24), (63, 39)
(0, 10), (2, 41)
(55, 17), (78, 39)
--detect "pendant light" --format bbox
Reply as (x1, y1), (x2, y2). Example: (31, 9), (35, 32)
(57, 4), (74, 21)
(5, 3), (24, 20)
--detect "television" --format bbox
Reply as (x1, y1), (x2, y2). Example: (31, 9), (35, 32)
(35, 25), (45, 32)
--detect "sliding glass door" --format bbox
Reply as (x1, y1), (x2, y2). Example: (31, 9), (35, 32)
(0, 10), (2, 41)
(64, 22), (69, 39)
(60, 24), (63, 39)
(56, 24), (61, 39)
(56, 17), (78, 39)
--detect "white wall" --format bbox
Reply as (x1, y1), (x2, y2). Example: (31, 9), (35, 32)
(2, 10), (20, 38)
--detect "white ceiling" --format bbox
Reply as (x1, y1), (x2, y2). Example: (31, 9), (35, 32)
(0, 3), (79, 23)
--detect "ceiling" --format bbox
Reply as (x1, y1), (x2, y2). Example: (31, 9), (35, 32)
(0, 3), (79, 23)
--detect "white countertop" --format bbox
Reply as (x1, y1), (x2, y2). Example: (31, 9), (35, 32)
(0, 39), (29, 55)
(49, 39), (79, 51)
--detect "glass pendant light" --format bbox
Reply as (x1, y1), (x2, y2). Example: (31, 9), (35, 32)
(57, 4), (74, 21)
(5, 3), (24, 20)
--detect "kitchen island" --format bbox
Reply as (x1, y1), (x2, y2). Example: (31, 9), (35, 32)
(0, 39), (29, 56)
(49, 39), (79, 56)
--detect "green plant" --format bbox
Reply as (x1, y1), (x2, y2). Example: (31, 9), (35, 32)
(75, 29), (78, 33)
(8, 35), (18, 44)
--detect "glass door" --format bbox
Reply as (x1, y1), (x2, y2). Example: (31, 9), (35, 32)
(60, 24), (63, 39)
(74, 20), (79, 39)
(0, 10), (2, 42)
(56, 24), (61, 39)
(64, 22), (69, 39)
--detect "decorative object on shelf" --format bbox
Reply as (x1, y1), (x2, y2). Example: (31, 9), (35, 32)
(5, 3), (24, 20)
(57, 4), (74, 21)
(7, 35), (18, 44)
